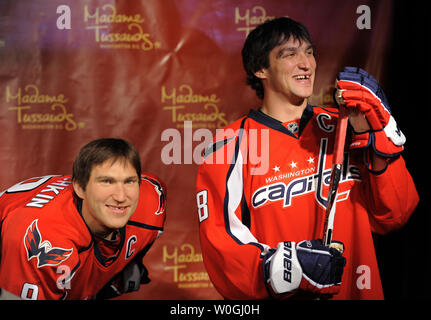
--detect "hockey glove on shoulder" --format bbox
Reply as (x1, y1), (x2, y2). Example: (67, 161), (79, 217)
(335, 66), (405, 158)
(263, 240), (346, 298)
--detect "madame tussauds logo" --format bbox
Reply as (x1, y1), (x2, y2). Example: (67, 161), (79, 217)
(84, 4), (160, 51)
(161, 84), (228, 129)
(235, 6), (275, 37)
(5, 85), (81, 131)
(163, 243), (213, 289)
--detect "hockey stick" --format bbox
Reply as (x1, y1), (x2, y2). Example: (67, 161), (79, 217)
(322, 100), (349, 250)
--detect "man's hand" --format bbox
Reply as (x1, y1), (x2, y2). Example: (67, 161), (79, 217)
(263, 240), (346, 298)
(0, 288), (22, 300)
(95, 259), (151, 299)
(335, 66), (405, 158)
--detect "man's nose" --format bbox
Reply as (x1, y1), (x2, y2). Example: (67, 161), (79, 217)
(297, 52), (311, 70)
(112, 184), (127, 202)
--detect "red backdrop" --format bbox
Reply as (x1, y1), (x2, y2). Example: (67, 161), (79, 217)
(0, 0), (395, 299)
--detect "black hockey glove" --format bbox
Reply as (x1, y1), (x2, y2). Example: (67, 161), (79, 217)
(94, 258), (151, 300)
(263, 239), (346, 298)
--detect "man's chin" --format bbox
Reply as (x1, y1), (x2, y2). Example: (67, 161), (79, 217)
(103, 216), (130, 231)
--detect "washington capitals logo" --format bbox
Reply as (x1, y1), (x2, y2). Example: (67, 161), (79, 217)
(24, 219), (73, 268)
(251, 138), (362, 210)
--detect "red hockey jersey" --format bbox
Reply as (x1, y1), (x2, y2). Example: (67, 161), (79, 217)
(196, 105), (419, 300)
(0, 173), (166, 300)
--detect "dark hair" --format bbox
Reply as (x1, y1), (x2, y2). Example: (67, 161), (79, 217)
(72, 138), (141, 190)
(242, 17), (314, 99)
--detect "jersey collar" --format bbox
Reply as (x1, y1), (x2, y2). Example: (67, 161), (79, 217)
(75, 197), (126, 267)
(247, 104), (314, 139)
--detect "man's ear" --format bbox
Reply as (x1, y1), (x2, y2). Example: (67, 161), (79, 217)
(72, 180), (85, 199)
(254, 68), (268, 80)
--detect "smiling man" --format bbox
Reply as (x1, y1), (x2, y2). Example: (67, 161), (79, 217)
(0, 138), (166, 299)
(196, 17), (418, 300)
(256, 37), (316, 120)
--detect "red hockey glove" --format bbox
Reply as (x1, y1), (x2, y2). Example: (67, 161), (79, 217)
(335, 66), (405, 158)
(263, 240), (346, 298)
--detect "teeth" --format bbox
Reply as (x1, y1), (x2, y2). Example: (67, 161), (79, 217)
(295, 75), (310, 80)
(108, 205), (126, 212)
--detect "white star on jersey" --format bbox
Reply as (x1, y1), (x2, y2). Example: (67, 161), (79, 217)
(272, 166), (280, 172)
(307, 157), (315, 164)
(289, 161), (297, 169)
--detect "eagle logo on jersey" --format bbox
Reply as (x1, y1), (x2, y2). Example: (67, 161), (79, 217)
(24, 219), (73, 268)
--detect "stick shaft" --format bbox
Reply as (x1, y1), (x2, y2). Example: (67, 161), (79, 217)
(322, 106), (349, 246)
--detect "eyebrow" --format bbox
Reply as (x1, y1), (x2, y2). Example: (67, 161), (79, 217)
(276, 43), (314, 59)
(95, 175), (139, 182)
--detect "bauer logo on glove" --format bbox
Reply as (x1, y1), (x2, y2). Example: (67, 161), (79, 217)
(335, 66), (406, 158)
(263, 239), (346, 298)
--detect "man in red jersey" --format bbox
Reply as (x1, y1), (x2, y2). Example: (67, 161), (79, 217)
(0, 138), (166, 299)
(196, 17), (419, 299)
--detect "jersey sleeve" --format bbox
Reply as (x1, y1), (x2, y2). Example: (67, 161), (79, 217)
(0, 215), (79, 300)
(361, 156), (419, 234)
(127, 172), (167, 257)
(196, 126), (271, 299)
(0, 175), (81, 300)
(135, 173), (166, 236)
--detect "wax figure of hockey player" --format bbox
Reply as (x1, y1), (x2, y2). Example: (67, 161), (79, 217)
(0, 138), (166, 300)
(196, 17), (419, 299)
